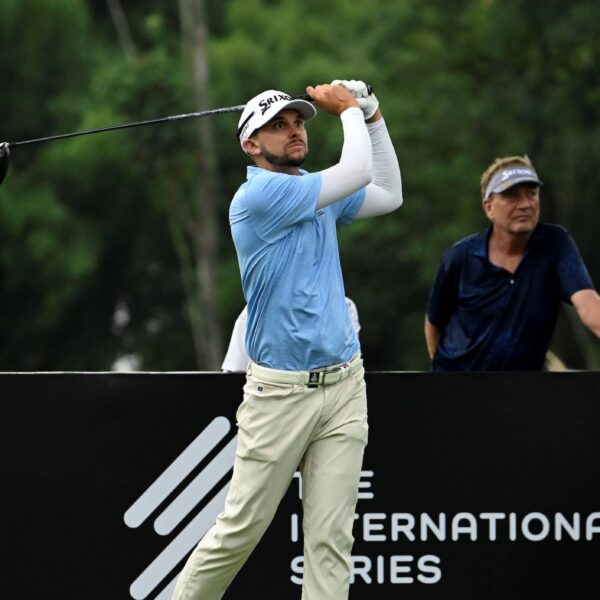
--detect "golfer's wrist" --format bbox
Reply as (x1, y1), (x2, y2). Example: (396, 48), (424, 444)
(340, 107), (364, 122)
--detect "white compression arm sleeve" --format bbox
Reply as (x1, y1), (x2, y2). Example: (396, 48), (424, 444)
(356, 118), (403, 218)
(317, 107), (373, 209)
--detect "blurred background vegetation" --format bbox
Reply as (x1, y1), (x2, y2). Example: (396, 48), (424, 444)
(1, 0), (599, 371)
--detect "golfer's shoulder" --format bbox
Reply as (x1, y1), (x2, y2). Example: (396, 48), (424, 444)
(245, 167), (289, 194)
(231, 168), (272, 207)
(536, 222), (569, 237)
(533, 222), (572, 248)
(442, 230), (483, 264)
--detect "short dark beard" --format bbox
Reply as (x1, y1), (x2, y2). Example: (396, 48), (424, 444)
(261, 147), (306, 168)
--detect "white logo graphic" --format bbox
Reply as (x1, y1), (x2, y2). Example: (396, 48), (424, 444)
(124, 417), (236, 600)
(501, 167), (532, 181)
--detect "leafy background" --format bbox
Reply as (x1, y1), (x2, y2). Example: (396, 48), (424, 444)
(1, 0), (598, 371)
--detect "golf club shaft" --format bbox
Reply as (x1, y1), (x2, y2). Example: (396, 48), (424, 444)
(7, 85), (373, 148)
(8, 103), (248, 148)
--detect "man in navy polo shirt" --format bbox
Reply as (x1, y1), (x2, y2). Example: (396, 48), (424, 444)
(425, 154), (600, 371)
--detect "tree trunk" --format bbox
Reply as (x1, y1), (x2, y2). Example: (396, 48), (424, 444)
(106, 0), (137, 60)
(178, 0), (223, 369)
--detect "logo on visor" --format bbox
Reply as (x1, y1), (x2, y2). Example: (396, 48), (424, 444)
(501, 168), (533, 181)
(259, 93), (292, 115)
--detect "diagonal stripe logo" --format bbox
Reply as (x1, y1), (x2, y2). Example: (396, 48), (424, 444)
(124, 416), (236, 600)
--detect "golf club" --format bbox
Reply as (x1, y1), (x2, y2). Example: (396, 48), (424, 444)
(0, 86), (373, 185)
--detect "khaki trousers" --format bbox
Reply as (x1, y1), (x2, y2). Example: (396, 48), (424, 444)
(172, 356), (368, 600)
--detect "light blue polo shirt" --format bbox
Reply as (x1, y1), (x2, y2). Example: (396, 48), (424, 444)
(229, 166), (365, 370)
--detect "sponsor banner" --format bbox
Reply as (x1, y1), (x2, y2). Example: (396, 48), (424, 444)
(1, 372), (599, 599)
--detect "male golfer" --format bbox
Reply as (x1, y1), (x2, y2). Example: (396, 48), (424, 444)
(172, 80), (403, 600)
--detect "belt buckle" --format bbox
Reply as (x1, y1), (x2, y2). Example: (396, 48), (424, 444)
(323, 364), (348, 386)
(308, 371), (321, 388)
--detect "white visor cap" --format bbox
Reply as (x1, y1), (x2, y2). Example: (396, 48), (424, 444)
(236, 89), (317, 146)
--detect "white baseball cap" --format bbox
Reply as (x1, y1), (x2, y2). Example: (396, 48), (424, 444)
(236, 89), (317, 145)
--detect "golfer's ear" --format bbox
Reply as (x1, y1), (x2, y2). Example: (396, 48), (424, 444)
(242, 138), (260, 156)
(482, 197), (494, 221)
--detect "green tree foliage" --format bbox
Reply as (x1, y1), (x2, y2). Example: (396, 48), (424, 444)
(209, 0), (600, 369)
(0, 0), (598, 370)
(1, 1), (197, 369)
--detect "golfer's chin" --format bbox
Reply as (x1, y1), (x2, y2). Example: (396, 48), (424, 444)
(262, 146), (307, 168)
(509, 219), (538, 234)
(286, 147), (308, 165)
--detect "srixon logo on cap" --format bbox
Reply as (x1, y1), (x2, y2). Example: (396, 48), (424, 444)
(259, 93), (292, 115)
(500, 168), (533, 181)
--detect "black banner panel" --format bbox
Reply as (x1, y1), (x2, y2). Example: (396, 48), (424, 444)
(1, 372), (599, 599)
